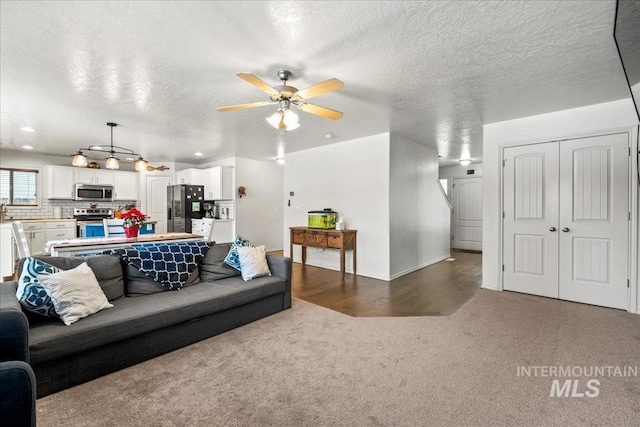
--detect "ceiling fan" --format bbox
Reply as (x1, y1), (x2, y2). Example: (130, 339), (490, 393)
(217, 70), (344, 130)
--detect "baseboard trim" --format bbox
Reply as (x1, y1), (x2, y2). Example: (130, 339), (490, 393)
(388, 255), (451, 281)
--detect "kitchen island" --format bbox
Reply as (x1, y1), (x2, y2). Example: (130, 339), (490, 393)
(45, 232), (204, 256)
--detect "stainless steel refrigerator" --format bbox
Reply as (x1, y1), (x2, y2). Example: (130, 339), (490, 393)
(167, 185), (204, 233)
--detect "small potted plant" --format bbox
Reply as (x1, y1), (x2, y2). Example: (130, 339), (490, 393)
(120, 208), (147, 238)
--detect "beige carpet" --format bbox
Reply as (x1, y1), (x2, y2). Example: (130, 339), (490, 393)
(37, 290), (640, 426)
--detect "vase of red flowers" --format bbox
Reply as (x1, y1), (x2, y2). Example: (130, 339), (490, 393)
(120, 208), (147, 238)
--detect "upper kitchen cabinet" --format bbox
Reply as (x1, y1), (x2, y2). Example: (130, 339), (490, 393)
(74, 169), (115, 186)
(204, 166), (233, 199)
(113, 171), (138, 201)
(45, 165), (74, 199)
(176, 168), (204, 185)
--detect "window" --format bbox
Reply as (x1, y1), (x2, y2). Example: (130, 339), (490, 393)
(0, 168), (38, 206)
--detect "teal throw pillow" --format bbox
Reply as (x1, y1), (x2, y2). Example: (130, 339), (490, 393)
(223, 235), (254, 271)
(16, 257), (61, 318)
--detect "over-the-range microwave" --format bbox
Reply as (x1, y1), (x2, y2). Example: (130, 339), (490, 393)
(74, 184), (114, 201)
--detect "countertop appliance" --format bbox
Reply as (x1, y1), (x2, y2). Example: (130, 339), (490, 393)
(74, 208), (114, 238)
(167, 185), (204, 233)
(73, 208), (114, 221)
(74, 184), (114, 202)
(202, 202), (216, 218)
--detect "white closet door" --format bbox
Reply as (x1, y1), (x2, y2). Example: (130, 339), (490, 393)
(452, 177), (483, 251)
(503, 142), (559, 298)
(558, 134), (629, 309)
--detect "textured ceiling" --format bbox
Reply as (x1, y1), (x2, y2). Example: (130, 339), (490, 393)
(0, 1), (631, 167)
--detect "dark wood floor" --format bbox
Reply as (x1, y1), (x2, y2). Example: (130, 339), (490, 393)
(287, 250), (482, 317)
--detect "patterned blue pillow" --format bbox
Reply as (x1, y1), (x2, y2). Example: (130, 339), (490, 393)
(223, 235), (253, 271)
(16, 257), (61, 317)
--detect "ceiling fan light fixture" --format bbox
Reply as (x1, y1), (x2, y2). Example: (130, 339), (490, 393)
(283, 109), (298, 126)
(284, 121), (300, 131)
(72, 151), (88, 167)
(267, 111), (284, 129)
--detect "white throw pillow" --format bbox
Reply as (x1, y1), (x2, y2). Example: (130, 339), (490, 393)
(237, 245), (271, 281)
(37, 262), (113, 325)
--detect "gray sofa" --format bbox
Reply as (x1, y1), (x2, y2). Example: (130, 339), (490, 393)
(0, 242), (292, 398)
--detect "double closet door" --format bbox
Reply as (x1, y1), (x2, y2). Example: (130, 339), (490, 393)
(503, 133), (629, 310)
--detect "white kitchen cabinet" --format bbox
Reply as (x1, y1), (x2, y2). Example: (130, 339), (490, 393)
(45, 166), (75, 199)
(0, 223), (14, 280)
(21, 221), (46, 255)
(203, 166), (234, 199)
(45, 220), (76, 241)
(212, 220), (234, 243)
(74, 169), (115, 185)
(176, 168), (204, 185)
(113, 171), (138, 200)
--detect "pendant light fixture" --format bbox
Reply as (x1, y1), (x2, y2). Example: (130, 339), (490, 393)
(70, 122), (148, 171)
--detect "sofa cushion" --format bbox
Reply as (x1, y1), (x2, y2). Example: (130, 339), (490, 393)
(16, 258), (61, 318)
(238, 245), (271, 281)
(125, 266), (200, 296)
(28, 275), (286, 364)
(224, 235), (253, 271)
(37, 263), (113, 326)
(24, 255), (125, 301)
(199, 243), (241, 281)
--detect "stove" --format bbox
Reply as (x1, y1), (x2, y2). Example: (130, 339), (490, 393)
(73, 208), (114, 221)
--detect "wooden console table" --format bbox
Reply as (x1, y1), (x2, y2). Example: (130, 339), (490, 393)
(290, 226), (357, 278)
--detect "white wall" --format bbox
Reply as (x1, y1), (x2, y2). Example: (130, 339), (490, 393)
(284, 133), (391, 279)
(482, 98), (639, 311)
(389, 135), (450, 278)
(439, 163), (484, 179)
(234, 157), (283, 251)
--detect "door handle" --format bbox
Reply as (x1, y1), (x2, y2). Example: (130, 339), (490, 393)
(549, 227), (556, 232)
(562, 227), (570, 232)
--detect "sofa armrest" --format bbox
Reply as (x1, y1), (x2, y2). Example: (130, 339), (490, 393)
(0, 360), (36, 427)
(266, 254), (292, 309)
(0, 304), (30, 364)
(0, 280), (21, 312)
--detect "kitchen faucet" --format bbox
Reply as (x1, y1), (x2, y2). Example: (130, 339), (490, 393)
(0, 203), (7, 222)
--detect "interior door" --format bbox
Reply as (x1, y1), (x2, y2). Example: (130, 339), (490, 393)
(503, 142), (560, 298)
(452, 177), (483, 251)
(503, 134), (629, 310)
(146, 175), (171, 234)
(558, 134), (629, 309)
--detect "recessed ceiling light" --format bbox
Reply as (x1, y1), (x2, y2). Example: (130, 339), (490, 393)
(326, 133), (334, 139)
(125, 157), (135, 161)
(459, 159), (471, 166)
(22, 145), (34, 150)
(90, 146), (103, 150)
(276, 157), (285, 165)
(194, 152), (204, 157)
(20, 127), (35, 132)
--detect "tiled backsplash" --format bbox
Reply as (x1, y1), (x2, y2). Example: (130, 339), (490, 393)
(6, 200), (135, 220)
(214, 200), (235, 220)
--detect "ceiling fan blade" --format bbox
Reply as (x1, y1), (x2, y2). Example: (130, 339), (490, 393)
(298, 103), (344, 120)
(236, 73), (279, 97)
(216, 101), (274, 112)
(292, 78), (344, 101)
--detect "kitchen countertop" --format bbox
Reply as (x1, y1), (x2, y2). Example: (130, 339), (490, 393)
(76, 220), (158, 224)
(12, 218), (76, 222)
(45, 232), (204, 256)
